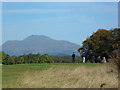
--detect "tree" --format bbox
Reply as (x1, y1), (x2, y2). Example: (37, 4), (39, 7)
(78, 28), (120, 61)
(0, 52), (2, 64)
(32, 56), (39, 63)
(8, 56), (15, 65)
(2, 51), (10, 65)
(19, 57), (25, 64)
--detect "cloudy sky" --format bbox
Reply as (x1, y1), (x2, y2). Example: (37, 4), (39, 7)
(2, 2), (118, 45)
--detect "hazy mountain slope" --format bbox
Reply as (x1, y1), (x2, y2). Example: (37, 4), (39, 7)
(2, 35), (80, 56)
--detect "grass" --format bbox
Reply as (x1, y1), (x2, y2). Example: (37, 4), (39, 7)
(2, 63), (118, 88)
(0, 64), (1, 89)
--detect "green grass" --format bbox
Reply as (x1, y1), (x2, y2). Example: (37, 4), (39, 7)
(2, 63), (52, 87)
(2, 63), (118, 88)
(2, 63), (99, 87)
(0, 65), (1, 89)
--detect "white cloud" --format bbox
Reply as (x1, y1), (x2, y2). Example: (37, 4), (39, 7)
(1, 0), (119, 2)
(28, 14), (95, 24)
(3, 9), (73, 14)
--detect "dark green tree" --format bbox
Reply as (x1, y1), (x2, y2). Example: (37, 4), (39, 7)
(78, 28), (120, 61)
(2, 52), (10, 65)
(8, 56), (15, 65)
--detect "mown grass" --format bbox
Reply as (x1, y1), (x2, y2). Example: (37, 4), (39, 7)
(2, 63), (118, 88)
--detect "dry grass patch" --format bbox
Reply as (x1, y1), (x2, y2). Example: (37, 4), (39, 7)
(16, 64), (118, 88)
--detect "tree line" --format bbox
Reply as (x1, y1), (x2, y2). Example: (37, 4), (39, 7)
(1, 52), (82, 65)
(1, 52), (54, 65)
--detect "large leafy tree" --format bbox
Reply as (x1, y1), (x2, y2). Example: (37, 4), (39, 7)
(78, 28), (120, 60)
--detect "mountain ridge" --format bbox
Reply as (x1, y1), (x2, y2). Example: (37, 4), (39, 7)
(2, 35), (80, 56)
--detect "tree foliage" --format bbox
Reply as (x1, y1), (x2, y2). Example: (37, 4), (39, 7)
(2, 51), (10, 65)
(2, 52), (55, 65)
(78, 28), (120, 61)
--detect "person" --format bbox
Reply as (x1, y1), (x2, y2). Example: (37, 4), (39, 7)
(72, 52), (75, 63)
(101, 57), (107, 63)
(91, 56), (95, 63)
(89, 51), (94, 63)
(82, 52), (86, 63)
(97, 55), (101, 63)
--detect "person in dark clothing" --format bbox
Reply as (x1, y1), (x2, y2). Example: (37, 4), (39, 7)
(72, 52), (75, 63)
(91, 56), (95, 63)
(89, 51), (95, 63)
(97, 55), (102, 63)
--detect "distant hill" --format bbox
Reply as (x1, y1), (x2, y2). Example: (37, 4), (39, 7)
(2, 35), (80, 56)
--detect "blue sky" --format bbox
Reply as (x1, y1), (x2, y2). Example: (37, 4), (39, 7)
(2, 2), (118, 46)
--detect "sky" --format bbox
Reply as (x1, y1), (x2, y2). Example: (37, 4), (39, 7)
(2, 2), (118, 46)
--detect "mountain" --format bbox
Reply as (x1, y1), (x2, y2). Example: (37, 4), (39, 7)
(2, 35), (80, 56)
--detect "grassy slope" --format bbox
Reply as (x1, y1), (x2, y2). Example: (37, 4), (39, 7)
(2, 63), (118, 88)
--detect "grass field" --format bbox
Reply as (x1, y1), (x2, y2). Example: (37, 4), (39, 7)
(2, 63), (118, 88)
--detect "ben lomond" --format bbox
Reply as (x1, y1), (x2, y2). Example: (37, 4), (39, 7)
(2, 35), (80, 56)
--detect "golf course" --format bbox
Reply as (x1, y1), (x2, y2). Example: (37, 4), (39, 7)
(1, 2), (119, 89)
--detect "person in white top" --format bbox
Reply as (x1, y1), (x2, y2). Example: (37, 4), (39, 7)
(82, 52), (86, 63)
(102, 57), (106, 63)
